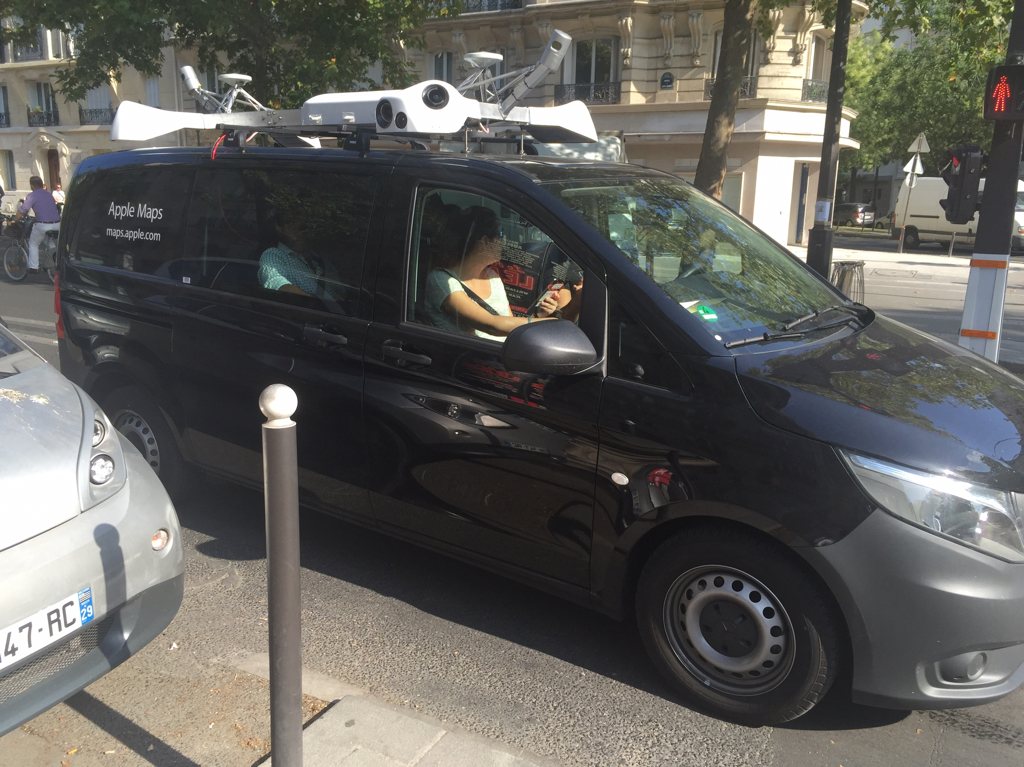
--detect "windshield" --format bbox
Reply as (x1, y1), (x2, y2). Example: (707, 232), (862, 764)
(543, 177), (842, 344)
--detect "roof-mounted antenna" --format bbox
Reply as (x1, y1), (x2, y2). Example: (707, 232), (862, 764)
(180, 66), (268, 113)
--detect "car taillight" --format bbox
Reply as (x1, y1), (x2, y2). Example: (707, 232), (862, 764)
(54, 271), (64, 339)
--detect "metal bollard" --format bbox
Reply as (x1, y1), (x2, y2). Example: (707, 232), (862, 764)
(897, 226), (905, 254)
(948, 232), (956, 257)
(260, 384), (303, 767)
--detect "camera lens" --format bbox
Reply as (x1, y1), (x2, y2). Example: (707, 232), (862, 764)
(422, 85), (449, 110)
(375, 99), (393, 128)
(395, 112), (408, 129)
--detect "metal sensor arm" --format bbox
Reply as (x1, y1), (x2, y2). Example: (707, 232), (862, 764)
(500, 30), (570, 113)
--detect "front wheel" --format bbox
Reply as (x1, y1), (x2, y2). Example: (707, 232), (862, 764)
(636, 526), (842, 725)
(3, 243), (27, 281)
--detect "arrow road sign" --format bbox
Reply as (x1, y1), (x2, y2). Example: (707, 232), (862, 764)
(903, 152), (924, 176)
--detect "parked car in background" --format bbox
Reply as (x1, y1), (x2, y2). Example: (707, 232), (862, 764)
(832, 202), (875, 228)
(874, 209), (895, 230)
(0, 323), (184, 736)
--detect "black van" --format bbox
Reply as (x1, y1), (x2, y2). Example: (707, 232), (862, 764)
(56, 147), (1024, 725)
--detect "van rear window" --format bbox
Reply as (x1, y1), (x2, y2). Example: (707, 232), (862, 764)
(71, 167), (194, 274)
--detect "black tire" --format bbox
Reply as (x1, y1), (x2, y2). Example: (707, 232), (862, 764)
(104, 385), (189, 499)
(903, 228), (921, 249)
(636, 526), (841, 725)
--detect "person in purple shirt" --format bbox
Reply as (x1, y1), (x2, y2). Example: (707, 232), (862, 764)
(13, 176), (60, 274)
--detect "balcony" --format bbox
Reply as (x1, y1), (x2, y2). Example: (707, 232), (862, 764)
(462, 0), (522, 11)
(554, 81), (622, 106)
(27, 107), (59, 127)
(79, 106), (114, 125)
(802, 78), (829, 103)
(703, 76), (758, 101)
(0, 112), (9, 128)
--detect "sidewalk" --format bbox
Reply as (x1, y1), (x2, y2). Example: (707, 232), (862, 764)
(236, 654), (562, 767)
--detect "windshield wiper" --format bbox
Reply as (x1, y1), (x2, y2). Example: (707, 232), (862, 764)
(723, 317), (858, 350)
(783, 303), (864, 331)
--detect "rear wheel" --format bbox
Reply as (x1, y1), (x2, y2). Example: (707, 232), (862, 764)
(104, 385), (188, 499)
(903, 228), (921, 249)
(3, 243), (27, 281)
(636, 526), (841, 725)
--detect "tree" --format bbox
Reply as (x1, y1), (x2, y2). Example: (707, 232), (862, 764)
(844, 0), (1012, 176)
(694, 0), (849, 199)
(11, 0), (461, 105)
(694, 0), (1013, 200)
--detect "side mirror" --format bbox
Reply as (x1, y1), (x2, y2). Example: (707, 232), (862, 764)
(502, 319), (599, 376)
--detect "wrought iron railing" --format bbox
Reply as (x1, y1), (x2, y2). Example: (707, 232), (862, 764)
(554, 81), (622, 106)
(0, 112), (10, 128)
(13, 30), (45, 62)
(462, 0), (522, 10)
(27, 108), (59, 127)
(79, 106), (114, 125)
(802, 78), (829, 103)
(703, 76), (758, 101)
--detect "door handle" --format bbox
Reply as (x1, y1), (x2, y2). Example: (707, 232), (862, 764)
(303, 324), (347, 346)
(382, 341), (432, 367)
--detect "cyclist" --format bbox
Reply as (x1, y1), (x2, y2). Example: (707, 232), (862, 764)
(12, 176), (60, 275)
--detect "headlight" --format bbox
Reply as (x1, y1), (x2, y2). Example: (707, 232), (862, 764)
(78, 402), (127, 510)
(92, 419), (106, 447)
(90, 455), (115, 484)
(843, 453), (1024, 563)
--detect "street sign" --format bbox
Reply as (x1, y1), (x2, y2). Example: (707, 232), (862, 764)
(908, 133), (930, 154)
(903, 153), (924, 175)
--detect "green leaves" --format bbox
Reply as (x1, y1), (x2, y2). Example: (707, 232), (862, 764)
(10, 0), (461, 104)
(843, 1), (1008, 175)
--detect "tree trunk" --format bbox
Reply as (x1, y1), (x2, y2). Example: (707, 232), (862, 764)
(693, 0), (752, 198)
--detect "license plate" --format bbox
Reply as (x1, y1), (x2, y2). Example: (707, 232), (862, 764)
(0, 588), (95, 672)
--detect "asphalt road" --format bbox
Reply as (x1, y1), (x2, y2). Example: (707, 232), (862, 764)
(3, 250), (1024, 766)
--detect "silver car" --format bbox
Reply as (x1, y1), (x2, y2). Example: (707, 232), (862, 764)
(0, 322), (184, 735)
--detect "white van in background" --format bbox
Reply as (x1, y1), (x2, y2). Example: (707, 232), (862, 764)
(891, 176), (1024, 253)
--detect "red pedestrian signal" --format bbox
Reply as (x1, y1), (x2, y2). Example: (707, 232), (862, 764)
(985, 66), (1024, 120)
(993, 76), (1011, 112)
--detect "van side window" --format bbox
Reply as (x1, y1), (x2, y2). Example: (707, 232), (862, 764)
(407, 186), (583, 341)
(609, 296), (686, 391)
(71, 167), (193, 274)
(180, 169), (375, 315)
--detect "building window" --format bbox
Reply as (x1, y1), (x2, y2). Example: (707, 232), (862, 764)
(713, 28), (759, 77)
(48, 29), (70, 59)
(809, 34), (831, 80)
(29, 81), (56, 111)
(85, 84), (110, 111)
(434, 52), (454, 83)
(2, 150), (15, 191)
(14, 27), (44, 62)
(146, 76), (161, 107)
(571, 38), (618, 85)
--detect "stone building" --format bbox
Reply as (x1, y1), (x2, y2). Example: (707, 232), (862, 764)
(0, 29), (210, 213)
(415, 0), (869, 247)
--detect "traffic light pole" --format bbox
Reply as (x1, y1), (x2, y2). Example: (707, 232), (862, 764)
(806, 0), (853, 279)
(960, 0), (1024, 361)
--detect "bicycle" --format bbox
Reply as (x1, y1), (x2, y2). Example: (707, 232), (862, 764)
(3, 216), (59, 283)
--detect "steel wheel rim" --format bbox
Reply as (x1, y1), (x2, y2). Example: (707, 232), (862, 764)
(112, 408), (161, 474)
(663, 566), (795, 696)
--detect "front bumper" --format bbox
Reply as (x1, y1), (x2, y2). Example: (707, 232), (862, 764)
(0, 436), (185, 736)
(801, 509), (1024, 710)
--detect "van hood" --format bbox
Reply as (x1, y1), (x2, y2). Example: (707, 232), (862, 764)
(0, 364), (85, 551)
(734, 315), (1024, 490)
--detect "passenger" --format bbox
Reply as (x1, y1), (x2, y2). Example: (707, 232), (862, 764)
(257, 214), (322, 297)
(425, 206), (559, 341)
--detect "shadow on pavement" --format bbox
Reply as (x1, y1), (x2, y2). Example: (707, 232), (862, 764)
(178, 480), (918, 732)
(64, 691), (201, 767)
(181, 480), (671, 703)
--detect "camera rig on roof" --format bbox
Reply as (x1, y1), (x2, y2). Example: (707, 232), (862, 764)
(111, 30), (597, 151)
